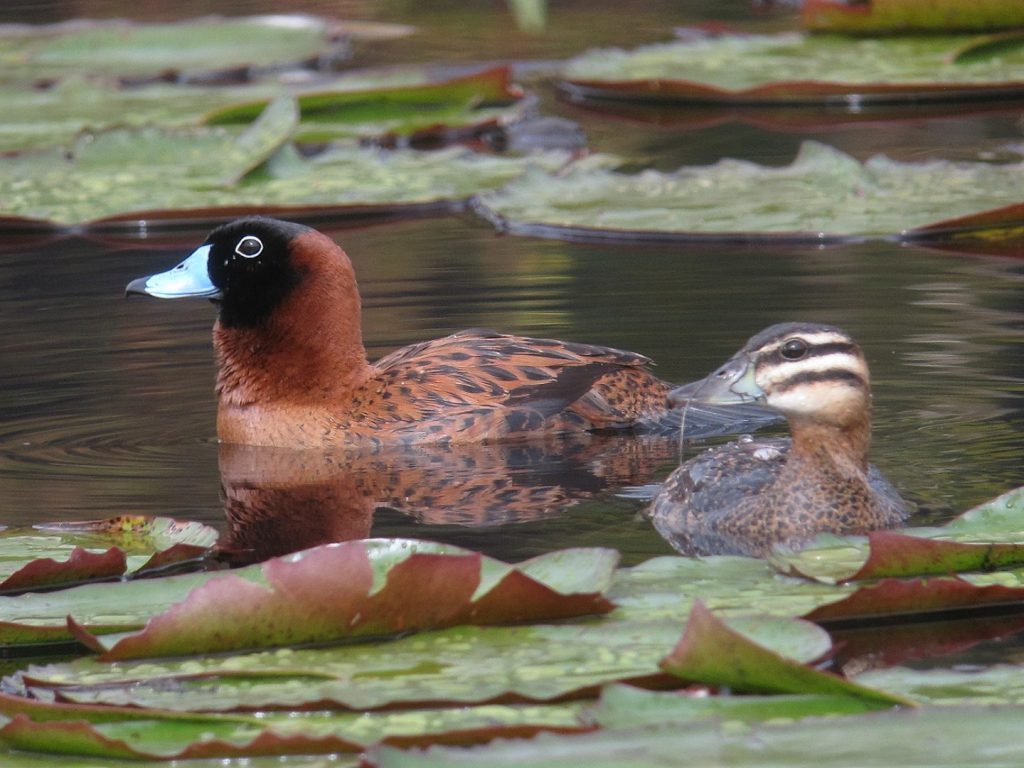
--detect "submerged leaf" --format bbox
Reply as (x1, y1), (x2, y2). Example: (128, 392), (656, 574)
(472, 141), (1024, 241)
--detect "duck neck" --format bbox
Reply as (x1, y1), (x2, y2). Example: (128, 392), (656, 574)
(785, 414), (872, 479)
(213, 257), (371, 407)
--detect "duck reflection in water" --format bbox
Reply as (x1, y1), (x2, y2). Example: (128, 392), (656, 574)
(649, 322), (910, 558)
(220, 433), (685, 562)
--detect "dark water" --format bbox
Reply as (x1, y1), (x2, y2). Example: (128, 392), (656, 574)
(0, 1), (1023, 569)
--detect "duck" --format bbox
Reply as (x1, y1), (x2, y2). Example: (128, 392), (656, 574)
(649, 322), (910, 557)
(126, 216), (769, 449)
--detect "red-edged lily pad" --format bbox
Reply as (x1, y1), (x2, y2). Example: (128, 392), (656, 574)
(805, 577), (1024, 624)
(471, 141), (1024, 244)
(67, 540), (617, 660)
(660, 601), (911, 707)
(0, 515), (217, 595)
(559, 32), (1024, 106)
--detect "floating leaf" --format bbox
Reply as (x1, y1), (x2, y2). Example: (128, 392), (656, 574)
(472, 141), (1024, 242)
(803, 0), (1024, 33)
(66, 540), (617, 660)
(205, 66), (524, 144)
(0, 16), (343, 84)
(0, 67), (523, 154)
(559, 33), (1024, 104)
(0, 692), (584, 760)
(369, 706), (1024, 767)
(587, 684), (886, 729)
(856, 664), (1024, 705)
(12, 557), (835, 712)
(660, 601), (910, 706)
(0, 115), (573, 228)
(804, 577), (1024, 624)
(0, 516), (217, 594)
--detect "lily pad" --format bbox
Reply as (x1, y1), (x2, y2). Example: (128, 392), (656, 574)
(205, 66), (525, 144)
(856, 664), (1024, 705)
(0, 692), (585, 760)
(471, 141), (1024, 242)
(802, 0), (1024, 33)
(587, 684), (892, 728)
(10, 557), (836, 712)
(369, 706), (1024, 768)
(66, 540), (617, 660)
(0, 516), (217, 594)
(0, 15), (344, 84)
(0, 67), (526, 154)
(559, 32), (1024, 105)
(0, 111), (574, 229)
(660, 602), (910, 707)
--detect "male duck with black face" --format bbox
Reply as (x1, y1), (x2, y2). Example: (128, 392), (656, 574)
(650, 322), (910, 557)
(127, 217), (768, 450)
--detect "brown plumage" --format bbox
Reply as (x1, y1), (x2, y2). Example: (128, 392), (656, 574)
(650, 322), (910, 558)
(127, 217), (767, 449)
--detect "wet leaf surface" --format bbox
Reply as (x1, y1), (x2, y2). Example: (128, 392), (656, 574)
(471, 142), (1024, 241)
(0, 16), (341, 83)
(0, 67), (525, 154)
(587, 684), (888, 728)
(560, 32), (1024, 102)
(369, 706), (1024, 767)
(10, 556), (833, 712)
(0, 114), (572, 228)
(65, 540), (617, 660)
(660, 601), (910, 706)
(0, 691), (585, 759)
(0, 516), (217, 593)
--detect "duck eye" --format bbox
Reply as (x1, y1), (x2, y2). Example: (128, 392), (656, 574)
(235, 235), (264, 259)
(780, 339), (808, 360)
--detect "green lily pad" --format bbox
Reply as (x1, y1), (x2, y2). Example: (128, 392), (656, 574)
(587, 684), (891, 728)
(205, 66), (524, 144)
(559, 32), (1024, 104)
(660, 601), (910, 707)
(10, 557), (836, 712)
(471, 141), (1024, 242)
(0, 516), (217, 594)
(369, 706), (1024, 768)
(0, 691), (585, 760)
(856, 665), (1024, 705)
(0, 109), (573, 228)
(0, 16), (342, 84)
(0, 67), (525, 154)
(802, 0), (1024, 33)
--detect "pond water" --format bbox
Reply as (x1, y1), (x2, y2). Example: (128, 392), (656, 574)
(1, 8), (1023, 578)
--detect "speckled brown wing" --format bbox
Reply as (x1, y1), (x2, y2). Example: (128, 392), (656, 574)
(353, 329), (670, 443)
(649, 438), (791, 557)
